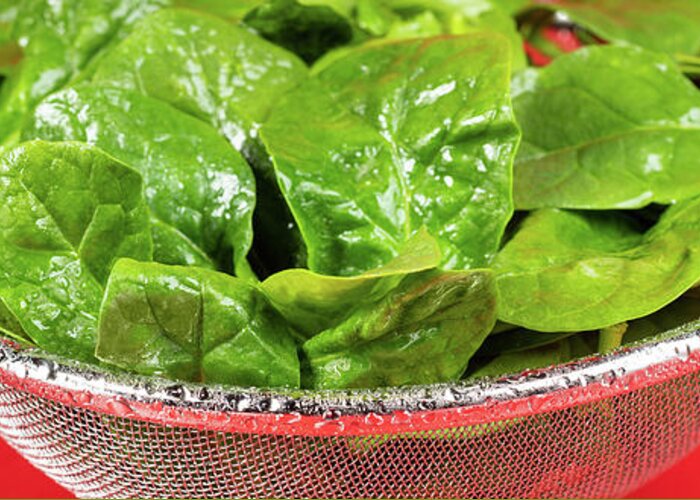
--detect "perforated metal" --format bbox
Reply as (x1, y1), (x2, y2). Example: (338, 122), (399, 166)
(1, 368), (700, 499)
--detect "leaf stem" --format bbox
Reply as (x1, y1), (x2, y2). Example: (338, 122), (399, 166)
(598, 322), (628, 354)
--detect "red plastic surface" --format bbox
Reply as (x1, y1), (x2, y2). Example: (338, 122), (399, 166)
(1, 437), (699, 499)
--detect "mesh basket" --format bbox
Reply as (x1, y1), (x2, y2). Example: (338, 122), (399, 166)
(1, 325), (700, 499)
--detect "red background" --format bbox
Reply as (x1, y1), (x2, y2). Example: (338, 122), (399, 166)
(0, 437), (698, 498)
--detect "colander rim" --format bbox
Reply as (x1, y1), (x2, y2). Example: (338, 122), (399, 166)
(1, 320), (700, 435)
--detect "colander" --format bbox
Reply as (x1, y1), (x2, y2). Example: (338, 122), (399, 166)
(1, 322), (700, 499)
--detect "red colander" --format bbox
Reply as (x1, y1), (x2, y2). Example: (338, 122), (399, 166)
(1, 323), (699, 499)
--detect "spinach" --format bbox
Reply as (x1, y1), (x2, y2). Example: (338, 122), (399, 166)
(0, 140), (152, 361)
(0, 0), (166, 146)
(313, 0), (527, 71)
(244, 0), (355, 64)
(173, 0), (266, 21)
(91, 9), (307, 159)
(150, 218), (215, 270)
(261, 227), (441, 339)
(495, 200), (700, 332)
(476, 328), (575, 357)
(262, 34), (520, 275)
(513, 45), (700, 210)
(23, 85), (256, 277)
(624, 295), (700, 346)
(4, 2), (700, 389)
(468, 339), (573, 380)
(521, 0), (700, 60)
(379, 0), (526, 68)
(96, 259), (300, 387)
(303, 269), (497, 389)
(91, 8), (309, 277)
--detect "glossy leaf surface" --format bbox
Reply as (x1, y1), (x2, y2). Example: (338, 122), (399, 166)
(624, 295), (700, 346)
(150, 218), (214, 270)
(527, 0), (700, 58)
(495, 201), (700, 332)
(513, 46), (700, 210)
(263, 34), (519, 275)
(261, 228), (440, 338)
(468, 339), (573, 380)
(476, 328), (575, 357)
(244, 0), (354, 64)
(303, 269), (497, 389)
(92, 8), (307, 155)
(23, 85), (255, 276)
(380, 0), (526, 68)
(0, 0), (166, 144)
(0, 141), (152, 360)
(92, 8), (308, 277)
(97, 259), (300, 387)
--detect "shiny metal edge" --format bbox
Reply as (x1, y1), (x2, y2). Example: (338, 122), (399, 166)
(0, 324), (699, 417)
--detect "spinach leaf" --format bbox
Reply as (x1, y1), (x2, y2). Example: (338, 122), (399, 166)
(468, 339), (573, 380)
(0, 3), (18, 75)
(96, 259), (300, 388)
(0, 140), (152, 361)
(495, 200), (700, 332)
(91, 8), (309, 277)
(380, 0), (526, 68)
(261, 228), (440, 339)
(476, 328), (575, 357)
(244, 0), (355, 64)
(150, 218), (214, 270)
(173, 0), (265, 21)
(624, 295), (700, 346)
(524, 0), (700, 59)
(0, 3), (16, 42)
(0, 0), (166, 146)
(513, 45), (700, 210)
(262, 34), (519, 275)
(23, 85), (256, 277)
(303, 269), (497, 389)
(91, 8), (307, 158)
(467, 332), (597, 381)
(314, 0), (526, 71)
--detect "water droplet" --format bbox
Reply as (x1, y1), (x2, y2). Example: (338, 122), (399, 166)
(364, 412), (384, 426)
(322, 409), (341, 421)
(106, 399), (135, 418)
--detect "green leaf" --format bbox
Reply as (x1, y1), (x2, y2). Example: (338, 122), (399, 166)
(173, 0), (265, 21)
(381, 0), (526, 68)
(527, 0), (700, 58)
(23, 85), (255, 277)
(303, 269), (498, 389)
(476, 328), (575, 357)
(513, 45), (700, 210)
(492, 0), (528, 15)
(467, 337), (584, 380)
(0, 140), (152, 361)
(91, 8), (307, 155)
(495, 200), (700, 332)
(244, 0), (354, 64)
(150, 218), (214, 270)
(91, 8), (309, 277)
(96, 259), (300, 388)
(0, 0), (166, 145)
(261, 227), (441, 338)
(624, 295), (700, 346)
(262, 34), (519, 275)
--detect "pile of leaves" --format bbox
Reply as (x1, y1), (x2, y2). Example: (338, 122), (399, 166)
(1, 0), (700, 390)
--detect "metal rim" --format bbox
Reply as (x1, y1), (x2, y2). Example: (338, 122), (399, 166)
(1, 324), (700, 436)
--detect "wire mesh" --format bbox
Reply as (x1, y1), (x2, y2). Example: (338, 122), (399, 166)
(1, 358), (700, 498)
